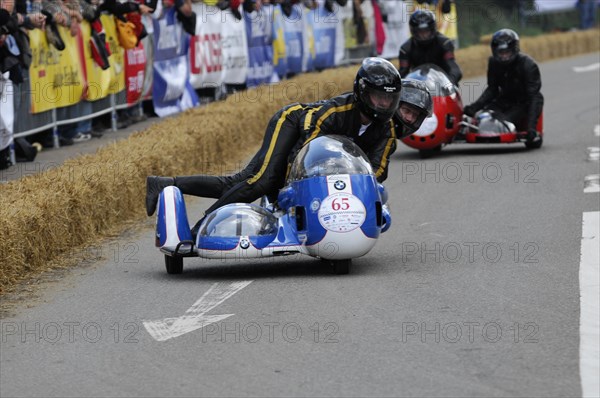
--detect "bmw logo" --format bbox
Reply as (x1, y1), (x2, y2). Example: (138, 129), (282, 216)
(239, 238), (250, 249)
(334, 180), (346, 190)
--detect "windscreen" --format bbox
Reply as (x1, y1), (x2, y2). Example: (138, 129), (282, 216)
(406, 64), (456, 97)
(199, 204), (278, 237)
(287, 135), (373, 182)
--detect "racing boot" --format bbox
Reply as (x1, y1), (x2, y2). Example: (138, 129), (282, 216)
(146, 176), (175, 216)
(526, 130), (541, 144)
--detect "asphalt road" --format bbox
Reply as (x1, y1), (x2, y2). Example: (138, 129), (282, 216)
(1, 53), (599, 397)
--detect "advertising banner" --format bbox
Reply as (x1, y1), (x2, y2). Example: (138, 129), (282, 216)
(189, 3), (226, 89)
(28, 25), (86, 113)
(245, 7), (276, 87)
(152, 7), (199, 117)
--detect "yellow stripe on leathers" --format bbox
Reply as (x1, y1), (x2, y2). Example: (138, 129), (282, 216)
(306, 103), (354, 143)
(303, 106), (322, 131)
(374, 120), (396, 179)
(247, 104), (304, 185)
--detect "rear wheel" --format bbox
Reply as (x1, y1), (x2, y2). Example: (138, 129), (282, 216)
(165, 255), (183, 274)
(525, 137), (543, 149)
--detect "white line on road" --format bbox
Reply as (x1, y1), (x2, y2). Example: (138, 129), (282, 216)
(143, 281), (253, 341)
(594, 125), (600, 137)
(587, 147), (599, 162)
(584, 175), (600, 193)
(573, 63), (600, 73)
(579, 211), (600, 398)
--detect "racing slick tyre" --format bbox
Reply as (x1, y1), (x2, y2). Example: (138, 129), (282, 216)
(165, 255), (184, 274)
(419, 145), (442, 159)
(525, 137), (543, 149)
(332, 259), (351, 275)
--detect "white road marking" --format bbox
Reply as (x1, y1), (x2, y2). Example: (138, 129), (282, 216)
(579, 211), (600, 398)
(584, 175), (600, 193)
(587, 147), (599, 162)
(143, 281), (253, 341)
(594, 125), (600, 137)
(573, 63), (600, 73)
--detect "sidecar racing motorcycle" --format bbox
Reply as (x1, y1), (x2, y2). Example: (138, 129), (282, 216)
(400, 64), (543, 158)
(154, 135), (391, 275)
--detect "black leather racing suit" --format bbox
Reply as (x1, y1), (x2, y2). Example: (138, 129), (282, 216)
(398, 32), (462, 86)
(468, 53), (544, 133)
(176, 103), (304, 217)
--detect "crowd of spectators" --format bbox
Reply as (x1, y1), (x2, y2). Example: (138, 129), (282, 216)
(1, 0), (354, 155)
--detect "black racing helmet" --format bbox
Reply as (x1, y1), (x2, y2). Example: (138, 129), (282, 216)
(354, 57), (402, 123)
(394, 79), (433, 136)
(409, 9), (436, 45)
(491, 28), (520, 64)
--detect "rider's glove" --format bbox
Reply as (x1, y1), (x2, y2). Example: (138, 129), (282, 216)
(463, 104), (477, 117)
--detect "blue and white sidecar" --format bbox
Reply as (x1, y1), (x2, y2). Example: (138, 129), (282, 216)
(154, 135), (392, 275)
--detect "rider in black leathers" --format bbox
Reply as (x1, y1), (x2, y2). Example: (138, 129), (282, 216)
(398, 9), (462, 86)
(146, 58), (434, 240)
(463, 29), (544, 143)
(145, 58), (419, 229)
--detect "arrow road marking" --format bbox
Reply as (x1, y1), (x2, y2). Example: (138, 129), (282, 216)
(573, 63), (600, 73)
(143, 281), (253, 341)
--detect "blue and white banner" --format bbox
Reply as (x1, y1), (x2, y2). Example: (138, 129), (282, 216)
(272, 5), (288, 79)
(282, 4), (305, 75)
(312, 2), (337, 70)
(302, 6), (315, 73)
(152, 7), (199, 117)
(245, 7), (277, 87)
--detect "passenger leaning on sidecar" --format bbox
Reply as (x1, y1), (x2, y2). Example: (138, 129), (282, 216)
(145, 58), (431, 235)
(398, 9), (463, 86)
(463, 29), (544, 144)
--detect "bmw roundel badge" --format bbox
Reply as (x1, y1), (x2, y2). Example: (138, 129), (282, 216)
(240, 238), (250, 249)
(334, 180), (346, 190)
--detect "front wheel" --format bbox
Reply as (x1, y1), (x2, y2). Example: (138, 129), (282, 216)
(331, 259), (351, 275)
(165, 255), (183, 274)
(419, 145), (442, 159)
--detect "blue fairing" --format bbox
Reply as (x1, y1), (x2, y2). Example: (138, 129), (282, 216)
(283, 173), (382, 246)
(156, 187), (192, 247)
(197, 235), (277, 251)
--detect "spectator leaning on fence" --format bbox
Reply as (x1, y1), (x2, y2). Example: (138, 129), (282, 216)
(1, 0), (46, 165)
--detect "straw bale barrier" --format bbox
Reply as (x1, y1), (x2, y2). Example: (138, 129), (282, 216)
(0, 29), (598, 294)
